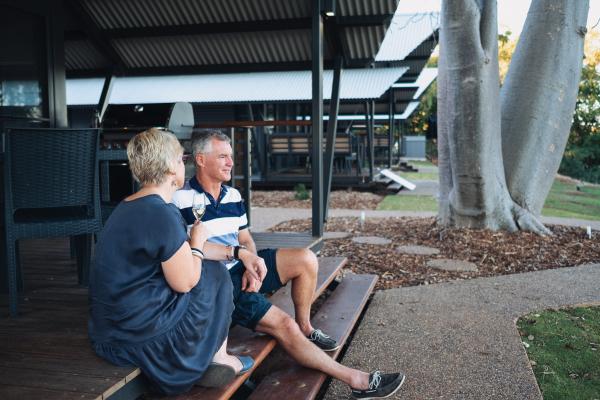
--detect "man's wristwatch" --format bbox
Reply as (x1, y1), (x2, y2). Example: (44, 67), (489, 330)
(233, 245), (247, 260)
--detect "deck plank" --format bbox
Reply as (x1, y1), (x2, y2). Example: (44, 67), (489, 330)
(247, 274), (379, 400)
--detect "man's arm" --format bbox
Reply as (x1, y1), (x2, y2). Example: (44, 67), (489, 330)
(238, 228), (257, 254)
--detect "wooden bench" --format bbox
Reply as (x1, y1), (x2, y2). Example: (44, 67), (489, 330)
(268, 134), (354, 174)
(120, 256), (377, 400)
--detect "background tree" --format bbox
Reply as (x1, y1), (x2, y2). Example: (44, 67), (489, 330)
(437, 0), (589, 234)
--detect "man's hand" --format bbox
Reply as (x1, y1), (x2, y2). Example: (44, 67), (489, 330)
(241, 269), (263, 292)
(238, 250), (267, 282)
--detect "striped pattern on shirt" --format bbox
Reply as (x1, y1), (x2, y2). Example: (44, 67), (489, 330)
(172, 177), (248, 270)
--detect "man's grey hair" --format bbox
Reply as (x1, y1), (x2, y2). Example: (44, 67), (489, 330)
(191, 130), (231, 156)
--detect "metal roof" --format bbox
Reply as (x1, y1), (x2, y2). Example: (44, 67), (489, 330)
(392, 67), (437, 98)
(375, 12), (440, 62)
(66, 67), (408, 105)
(64, 0), (399, 77)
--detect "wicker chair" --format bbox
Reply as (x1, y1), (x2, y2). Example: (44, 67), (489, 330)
(2, 128), (102, 317)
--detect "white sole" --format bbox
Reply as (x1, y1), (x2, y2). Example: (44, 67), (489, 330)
(322, 344), (342, 352)
(353, 374), (406, 400)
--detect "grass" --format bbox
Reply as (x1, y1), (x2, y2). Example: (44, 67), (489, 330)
(541, 181), (600, 221)
(397, 172), (439, 181)
(377, 195), (438, 212)
(378, 171), (600, 221)
(517, 307), (600, 400)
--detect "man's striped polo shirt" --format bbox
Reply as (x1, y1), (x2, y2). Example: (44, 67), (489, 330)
(172, 176), (248, 270)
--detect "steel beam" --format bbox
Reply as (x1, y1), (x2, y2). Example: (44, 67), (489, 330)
(323, 56), (342, 222)
(311, 0), (324, 238)
(388, 88), (394, 168)
(97, 74), (114, 125)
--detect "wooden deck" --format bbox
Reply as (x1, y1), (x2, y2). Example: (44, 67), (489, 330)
(0, 238), (136, 400)
(0, 233), (324, 399)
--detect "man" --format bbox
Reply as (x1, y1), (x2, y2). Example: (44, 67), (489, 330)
(173, 130), (405, 399)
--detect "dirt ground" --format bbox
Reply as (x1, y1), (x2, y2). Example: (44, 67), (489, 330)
(252, 190), (384, 210)
(270, 217), (600, 290)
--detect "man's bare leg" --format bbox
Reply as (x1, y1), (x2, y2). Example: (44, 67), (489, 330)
(255, 305), (370, 390)
(275, 248), (318, 336)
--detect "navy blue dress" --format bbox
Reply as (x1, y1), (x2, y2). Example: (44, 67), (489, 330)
(89, 195), (234, 395)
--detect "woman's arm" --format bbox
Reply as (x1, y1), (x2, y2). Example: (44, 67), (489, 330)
(161, 220), (208, 293)
(162, 242), (202, 293)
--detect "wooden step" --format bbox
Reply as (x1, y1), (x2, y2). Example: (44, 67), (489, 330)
(247, 273), (378, 400)
(144, 257), (347, 400)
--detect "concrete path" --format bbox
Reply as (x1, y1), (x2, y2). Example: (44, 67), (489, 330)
(249, 207), (600, 232)
(324, 263), (600, 400)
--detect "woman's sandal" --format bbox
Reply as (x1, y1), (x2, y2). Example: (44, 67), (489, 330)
(235, 355), (255, 376)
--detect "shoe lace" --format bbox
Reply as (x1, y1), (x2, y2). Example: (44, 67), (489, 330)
(311, 329), (331, 340)
(369, 371), (382, 390)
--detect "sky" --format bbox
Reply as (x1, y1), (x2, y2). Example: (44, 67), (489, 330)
(397, 0), (600, 36)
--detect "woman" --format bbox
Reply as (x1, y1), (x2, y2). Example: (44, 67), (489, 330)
(89, 128), (253, 396)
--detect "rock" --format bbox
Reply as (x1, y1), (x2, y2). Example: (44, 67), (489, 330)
(323, 231), (351, 240)
(397, 245), (440, 255)
(426, 259), (478, 272)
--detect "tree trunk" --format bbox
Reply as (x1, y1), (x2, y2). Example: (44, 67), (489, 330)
(438, 0), (516, 231)
(437, 0), (587, 234)
(501, 0), (589, 215)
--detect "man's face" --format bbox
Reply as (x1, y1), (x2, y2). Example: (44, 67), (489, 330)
(196, 139), (233, 183)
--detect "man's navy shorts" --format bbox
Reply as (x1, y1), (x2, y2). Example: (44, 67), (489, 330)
(228, 248), (284, 330)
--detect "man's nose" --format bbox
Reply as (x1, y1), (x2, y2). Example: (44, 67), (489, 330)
(226, 156), (234, 166)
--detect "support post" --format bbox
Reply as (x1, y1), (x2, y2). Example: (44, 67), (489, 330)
(364, 102), (374, 180)
(243, 128), (252, 227)
(97, 74), (114, 126)
(229, 127), (236, 188)
(323, 56), (342, 222)
(311, 0), (324, 237)
(388, 89), (394, 168)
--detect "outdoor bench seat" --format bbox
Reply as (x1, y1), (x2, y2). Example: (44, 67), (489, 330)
(146, 256), (349, 400)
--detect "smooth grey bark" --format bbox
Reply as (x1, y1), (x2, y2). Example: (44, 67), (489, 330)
(437, 0), (587, 234)
(501, 0), (589, 215)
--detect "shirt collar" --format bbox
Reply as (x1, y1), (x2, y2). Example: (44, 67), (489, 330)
(189, 176), (228, 205)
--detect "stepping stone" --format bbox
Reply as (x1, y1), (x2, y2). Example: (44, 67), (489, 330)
(323, 231), (351, 240)
(426, 258), (478, 272)
(352, 236), (392, 245)
(397, 245), (440, 256)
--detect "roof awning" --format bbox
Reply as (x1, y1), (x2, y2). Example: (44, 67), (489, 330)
(375, 12), (440, 62)
(66, 67), (408, 105)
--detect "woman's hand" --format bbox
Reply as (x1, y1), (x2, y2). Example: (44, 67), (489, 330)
(189, 220), (209, 249)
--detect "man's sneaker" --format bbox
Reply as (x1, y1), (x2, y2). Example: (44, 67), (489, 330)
(307, 329), (340, 351)
(350, 371), (406, 399)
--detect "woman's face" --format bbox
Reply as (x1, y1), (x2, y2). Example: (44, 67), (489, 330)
(173, 151), (186, 189)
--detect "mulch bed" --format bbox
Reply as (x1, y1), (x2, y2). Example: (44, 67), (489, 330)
(269, 217), (600, 290)
(252, 190), (384, 210)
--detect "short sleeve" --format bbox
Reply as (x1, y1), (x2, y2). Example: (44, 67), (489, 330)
(238, 199), (249, 230)
(151, 203), (189, 262)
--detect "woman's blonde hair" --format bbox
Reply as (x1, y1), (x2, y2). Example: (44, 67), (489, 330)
(127, 128), (183, 185)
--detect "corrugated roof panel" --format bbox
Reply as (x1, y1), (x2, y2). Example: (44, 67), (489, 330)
(65, 40), (110, 71)
(337, 0), (398, 17)
(375, 12), (440, 61)
(112, 30), (312, 68)
(342, 25), (387, 60)
(392, 67), (437, 98)
(82, 0), (310, 29)
(66, 67), (407, 105)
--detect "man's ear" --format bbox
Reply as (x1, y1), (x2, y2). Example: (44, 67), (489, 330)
(195, 153), (204, 167)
